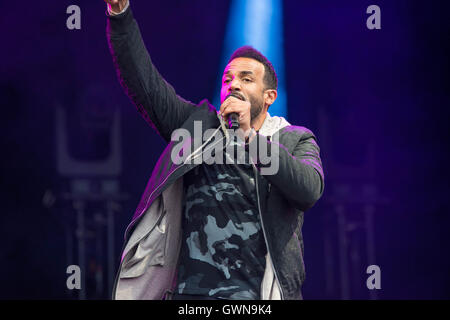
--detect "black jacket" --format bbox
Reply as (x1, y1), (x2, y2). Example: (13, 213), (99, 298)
(107, 6), (324, 300)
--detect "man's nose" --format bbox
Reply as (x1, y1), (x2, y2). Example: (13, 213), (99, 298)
(230, 78), (241, 91)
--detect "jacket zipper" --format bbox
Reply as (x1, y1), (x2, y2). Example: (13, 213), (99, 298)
(252, 163), (285, 300)
(124, 127), (226, 238)
(123, 164), (185, 239)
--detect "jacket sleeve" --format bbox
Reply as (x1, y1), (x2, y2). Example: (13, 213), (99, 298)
(106, 6), (197, 142)
(250, 126), (325, 212)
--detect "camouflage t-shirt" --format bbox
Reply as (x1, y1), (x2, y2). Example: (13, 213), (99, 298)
(176, 139), (267, 299)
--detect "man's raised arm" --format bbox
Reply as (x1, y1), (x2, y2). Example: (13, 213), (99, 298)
(105, 0), (198, 142)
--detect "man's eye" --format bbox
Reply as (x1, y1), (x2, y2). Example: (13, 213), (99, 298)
(243, 78), (252, 82)
(223, 79), (231, 84)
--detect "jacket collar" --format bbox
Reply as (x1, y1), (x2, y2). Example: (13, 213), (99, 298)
(257, 112), (291, 138)
(217, 111), (291, 140)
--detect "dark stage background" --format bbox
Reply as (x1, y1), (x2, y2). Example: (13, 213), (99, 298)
(0, 0), (449, 299)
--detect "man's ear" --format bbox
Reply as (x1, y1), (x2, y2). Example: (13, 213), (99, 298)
(264, 89), (277, 108)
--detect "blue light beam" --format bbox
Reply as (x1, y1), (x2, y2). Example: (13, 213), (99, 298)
(213, 0), (287, 119)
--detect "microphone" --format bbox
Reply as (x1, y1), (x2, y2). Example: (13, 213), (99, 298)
(228, 113), (239, 130)
(225, 93), (244, 129)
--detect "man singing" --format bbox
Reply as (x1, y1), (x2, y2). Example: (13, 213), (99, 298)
(104, 0), (324, 300)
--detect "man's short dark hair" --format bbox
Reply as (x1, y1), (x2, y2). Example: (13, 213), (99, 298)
(228, 46), (278, 90)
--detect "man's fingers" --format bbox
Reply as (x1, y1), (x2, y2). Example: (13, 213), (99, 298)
(105, 0), (127, 12)
(221, 104), (243, 120)
(219, 97), (233, 113)
(218, 100), (227, 115)
(222, 101), (250, 117)
(221, 105), (240, 117)
(219, 96), (240, 115)
(219, 98), (251, 132)
(219, 100), (235, 117)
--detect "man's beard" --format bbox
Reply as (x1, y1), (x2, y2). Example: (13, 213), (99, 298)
(249, 93), (264, 122)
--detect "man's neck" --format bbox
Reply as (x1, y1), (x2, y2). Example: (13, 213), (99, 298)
(251, 111), (268, 132)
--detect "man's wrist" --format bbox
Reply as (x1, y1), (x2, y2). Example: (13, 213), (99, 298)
(107, 0), (129, 16)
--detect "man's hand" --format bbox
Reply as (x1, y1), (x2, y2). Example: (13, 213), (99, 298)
(219, 96), (252, 136)
(104, 0), (128, 14)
